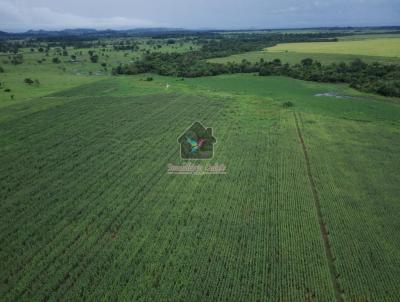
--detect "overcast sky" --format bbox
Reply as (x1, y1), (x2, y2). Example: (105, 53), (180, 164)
(1, 0), (399, 32)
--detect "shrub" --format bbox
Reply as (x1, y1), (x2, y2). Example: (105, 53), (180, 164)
(282, 101), (294, 108)
(90, 54), (99, 63)
(11, 54), (23, 65)
(24, 78), (34, 85)
(301, 58), (314, 67)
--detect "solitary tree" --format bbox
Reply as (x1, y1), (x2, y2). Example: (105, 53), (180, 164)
(24, 78), (34, 85)
(90, 54), (99, 63)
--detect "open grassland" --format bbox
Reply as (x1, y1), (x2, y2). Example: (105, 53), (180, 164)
(0, 39), (198, 106)
(1, 72), (400, 301)
(266, 37), (400, 58)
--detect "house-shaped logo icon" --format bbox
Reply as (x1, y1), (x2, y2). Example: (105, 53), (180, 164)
(178, 122), (216, 159)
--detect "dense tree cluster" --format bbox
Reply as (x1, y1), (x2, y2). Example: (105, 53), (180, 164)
(88, 50), (99, 63)
(259, 58), (400, 97)
(112, 52), (214, 77)
(198, 33), (339, 58)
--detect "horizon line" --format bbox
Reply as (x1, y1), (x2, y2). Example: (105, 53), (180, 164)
(2, 24), (400, 34)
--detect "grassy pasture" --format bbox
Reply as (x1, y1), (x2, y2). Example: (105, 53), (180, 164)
(0, 38), (197, 106)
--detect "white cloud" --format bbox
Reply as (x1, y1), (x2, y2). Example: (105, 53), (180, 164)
(271, 6), (299, 14)
(0, 0), (398, 31)
(0, 0), (158, 32)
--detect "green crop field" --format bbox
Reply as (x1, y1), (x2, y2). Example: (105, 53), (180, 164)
(1, 70), (400, 300)
(209, 36), (400, 65)
(338, 33), (400, 41)
(208, 50), (400, 65)
(266, 37), (400, 58)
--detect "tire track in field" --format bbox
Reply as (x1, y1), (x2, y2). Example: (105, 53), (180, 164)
(293, 111), (344, 302)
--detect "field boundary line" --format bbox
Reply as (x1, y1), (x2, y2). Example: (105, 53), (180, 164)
(293, 111), (344, 302)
